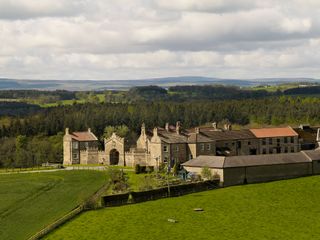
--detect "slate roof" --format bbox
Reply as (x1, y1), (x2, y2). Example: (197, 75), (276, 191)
(223, 152), (310, 168)
(250, 127), (298, 138)
(182, 155), (225, 168)
(294, 127), (318, 144)
(182, 150), (320, 169)
(70, 131), (98, 142)
(157, 128), (189, 144)
(303, 149), (320, 160)
(188, 132), (213, 143)
(199, 128), (256, 141)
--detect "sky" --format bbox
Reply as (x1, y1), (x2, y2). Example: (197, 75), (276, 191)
(0, 0), (319, 80)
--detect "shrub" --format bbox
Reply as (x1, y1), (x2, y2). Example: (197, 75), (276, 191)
(146, 166), (154, 173)
(135, 164), (141, 174)
(201, 167), (212, 180)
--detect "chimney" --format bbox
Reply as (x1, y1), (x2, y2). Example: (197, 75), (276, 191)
(195, 127), (200, 134)
(153, 127), (158, 137)
(165, 123), (169, 131)
(176, 121), (181, 134)
(88, 128), (91, 133)
(212, 122), (217, 129)
(141, 123), (146, 135)
(224, 124), (228, 130)
(65, 128), (69, 135)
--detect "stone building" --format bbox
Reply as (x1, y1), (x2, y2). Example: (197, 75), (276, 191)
(182, 150), (320, 186)
(63, 123), (312, 168)
(63, 128), (106, 165)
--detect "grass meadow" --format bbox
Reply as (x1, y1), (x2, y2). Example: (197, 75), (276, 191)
(0, 170), (107, 240)
(46, 175), (320, 240)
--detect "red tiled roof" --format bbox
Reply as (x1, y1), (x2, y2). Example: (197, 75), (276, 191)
(250, 127), (298, 138)
(70, 131), (98, 141)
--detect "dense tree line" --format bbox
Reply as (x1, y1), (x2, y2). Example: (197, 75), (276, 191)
(0, 102), (41, 116)
(0, 90), (75, 100)
(1, 92), (320, 168)
(1, 96), (320, 139)
(0, 134), (63, 168)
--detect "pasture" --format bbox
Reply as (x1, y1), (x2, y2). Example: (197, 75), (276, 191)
(46, 175), (320, 240)
(0, 170), (107, 240)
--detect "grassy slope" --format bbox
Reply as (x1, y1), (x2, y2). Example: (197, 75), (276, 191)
(46, 176), (320, 240)
(0, 171), (107, 240)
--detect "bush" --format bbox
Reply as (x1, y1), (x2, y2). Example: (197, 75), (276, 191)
(146, 166), (154, 173)
(135, 164), (141, 174)
(140, 166), (146, 173)
(201, 167), (212, 180)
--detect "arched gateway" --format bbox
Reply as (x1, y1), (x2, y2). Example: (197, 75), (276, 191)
(104, 133), (125, 166)
(109, 149), (120, 165)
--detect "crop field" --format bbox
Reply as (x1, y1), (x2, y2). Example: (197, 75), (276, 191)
(0, 170), (107, 240)
(46, 175), (320, 240)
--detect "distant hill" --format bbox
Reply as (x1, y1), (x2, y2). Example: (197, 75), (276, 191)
(0, 77), (318, 91)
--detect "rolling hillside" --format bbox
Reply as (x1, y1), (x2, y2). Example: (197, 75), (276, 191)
(46, 175), (320, 240)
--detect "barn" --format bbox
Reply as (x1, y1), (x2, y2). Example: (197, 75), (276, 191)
(182, 150), (320, 187)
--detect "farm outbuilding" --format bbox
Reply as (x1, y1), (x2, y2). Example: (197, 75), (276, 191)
(182, 150), (320, 187)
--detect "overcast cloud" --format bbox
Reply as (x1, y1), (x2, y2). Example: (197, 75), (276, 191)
(0, 0), (319, 80)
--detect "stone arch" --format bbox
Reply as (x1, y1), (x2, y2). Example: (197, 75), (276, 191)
(109, 149), (120, 165)
(104, 133), (125, 166)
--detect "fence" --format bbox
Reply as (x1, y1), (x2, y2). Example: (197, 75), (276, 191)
(102, 180), (219, 207)
(28, 206), (83, 240)
(28, 181), (111, 239)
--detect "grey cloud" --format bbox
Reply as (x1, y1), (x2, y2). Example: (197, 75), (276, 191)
(0, 0), (319, 80)
(0, 0), (87, 19)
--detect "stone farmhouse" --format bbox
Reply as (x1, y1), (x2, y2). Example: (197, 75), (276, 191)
(63, 122), (312, 168)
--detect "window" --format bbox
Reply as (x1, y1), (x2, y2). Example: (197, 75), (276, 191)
(225, 142), (229, 147)
(262, 138), (266, 145)
(164, 157), (168, 163)
(284, 147), (288, 153)
(189, 154), (193, 160)
(269, 138), (272, 145)
(277, 139), (280, 144)
(163, 145), (168, 152)
(291, 147), (295, 152)
(200, 143), (205, 151)
(175, 145), (179, 152)
(237, 141), (241, 148)
(290, 137), (294, 143)
(72, 153), (78, 159)
(248, 141), (251, 145)
(269, 148), (273, 154)
(72, 142), (78, 149)
(284, 137), (288, 143)
(206, 144), (211, 151)
(262, 148), (266, 154)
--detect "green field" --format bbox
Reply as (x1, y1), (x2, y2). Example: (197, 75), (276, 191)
(0, 170), (107, 240)
(46, 176), (320, 240)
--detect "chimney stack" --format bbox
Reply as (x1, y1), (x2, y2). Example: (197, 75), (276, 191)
(176, 121), (181, 134)
(195, 127), (200, 134)
(153, 127), (158, 137)
(141, 123), (146, 135)
(65, 128), (69, 135)
(212, 122), (217, 129)
(88, 128), (91, 133)
(165, 123), (169, 131)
